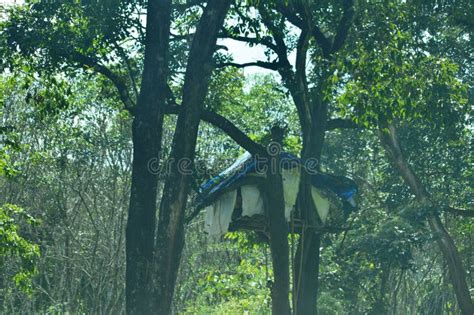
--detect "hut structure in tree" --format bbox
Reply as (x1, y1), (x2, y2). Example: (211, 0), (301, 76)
(196, 152), (358, 237)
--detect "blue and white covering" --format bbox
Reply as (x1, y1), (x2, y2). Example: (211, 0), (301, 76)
(198, 152), (358, 236)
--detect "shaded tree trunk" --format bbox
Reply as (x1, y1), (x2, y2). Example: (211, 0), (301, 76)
(379, 124), (474, 315)
(264, 128), (291, 314)
(293, 230), (321, 315)
(125, 0), (171, 313)
(293, 135), (326, 315)
(292, 60), (330, 314)
(371, 265), (389, 315)
(153, 1), (232, 313)
(257, 3), (353, 312)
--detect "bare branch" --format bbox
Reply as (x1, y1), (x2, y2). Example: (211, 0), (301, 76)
(219, 31), (279, 53)
(331, 0), (355, 53)
(215, 44), (228, 52)
(378, 125), (429, 198)
(114, 42), (139, 101)
(170, 32), (194, 41)
(293, 27), (312, 132)
(274, 1), (303, 28)
(164, 104), (267, 156)
(216, 61), (280, 70)
(274, 0), (332, 57)
(444, 206), (474, 218)
(312, 26), (332, 58)
(326, 118), (359, 130)
(257, 6), (292, 65)
(70, 52), (135, 113)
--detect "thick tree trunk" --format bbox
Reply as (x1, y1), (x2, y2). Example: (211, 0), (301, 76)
(125, 0), (171, 314)
(255, 2), (354, 313)
(293, 148), (325, 315)
(153, 1), (232, 314)
(379, 125), (474, 315)
(294, 230), (321, 315)
(264, 130), (291, 314)
(292, 71), (329, 314)
(427, 214), (474, 315)
(293, 167), (324, 315)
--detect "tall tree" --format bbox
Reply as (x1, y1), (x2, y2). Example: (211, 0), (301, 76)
(336, 0), (473, 311)
(125, 0), (171, 312)
(154, 1), (232, 313)
(219, 1), (355, 312)
(379, 125), (473, 315)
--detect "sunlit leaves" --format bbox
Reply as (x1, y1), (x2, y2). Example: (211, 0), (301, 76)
(183, 232), (271, 314)
(2, 0), (141, 73)
(337, 44), (467, 129)
(0, 204), (40, 293)
(335, 3), (468, 130)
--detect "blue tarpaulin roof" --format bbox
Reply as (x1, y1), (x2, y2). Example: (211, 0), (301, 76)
(198, 152), (358, 213)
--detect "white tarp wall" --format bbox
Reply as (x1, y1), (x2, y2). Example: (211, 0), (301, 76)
(282, 168), (300, 220)
(282, 168), (330, 222)
(204, 190), (237, 236)
(239, 168), (300, 220)
(311, 188), (330, 223)
(241, 184), (264, 217)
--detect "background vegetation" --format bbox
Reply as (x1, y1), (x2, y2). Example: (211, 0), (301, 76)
(0, 0), (472, 314)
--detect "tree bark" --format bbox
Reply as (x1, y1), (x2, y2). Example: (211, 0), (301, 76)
(293, 230), (321, 315)
(292, 62), (330, 314)
(258, 9), (327, 313)
(293, 121), (327, 315)
(253, 2), (355, 313)
(264, 129), (291, 315)
(379, 124), (474, 315)
(153, 1), (232, 314)
(125, 0), (171, 314)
